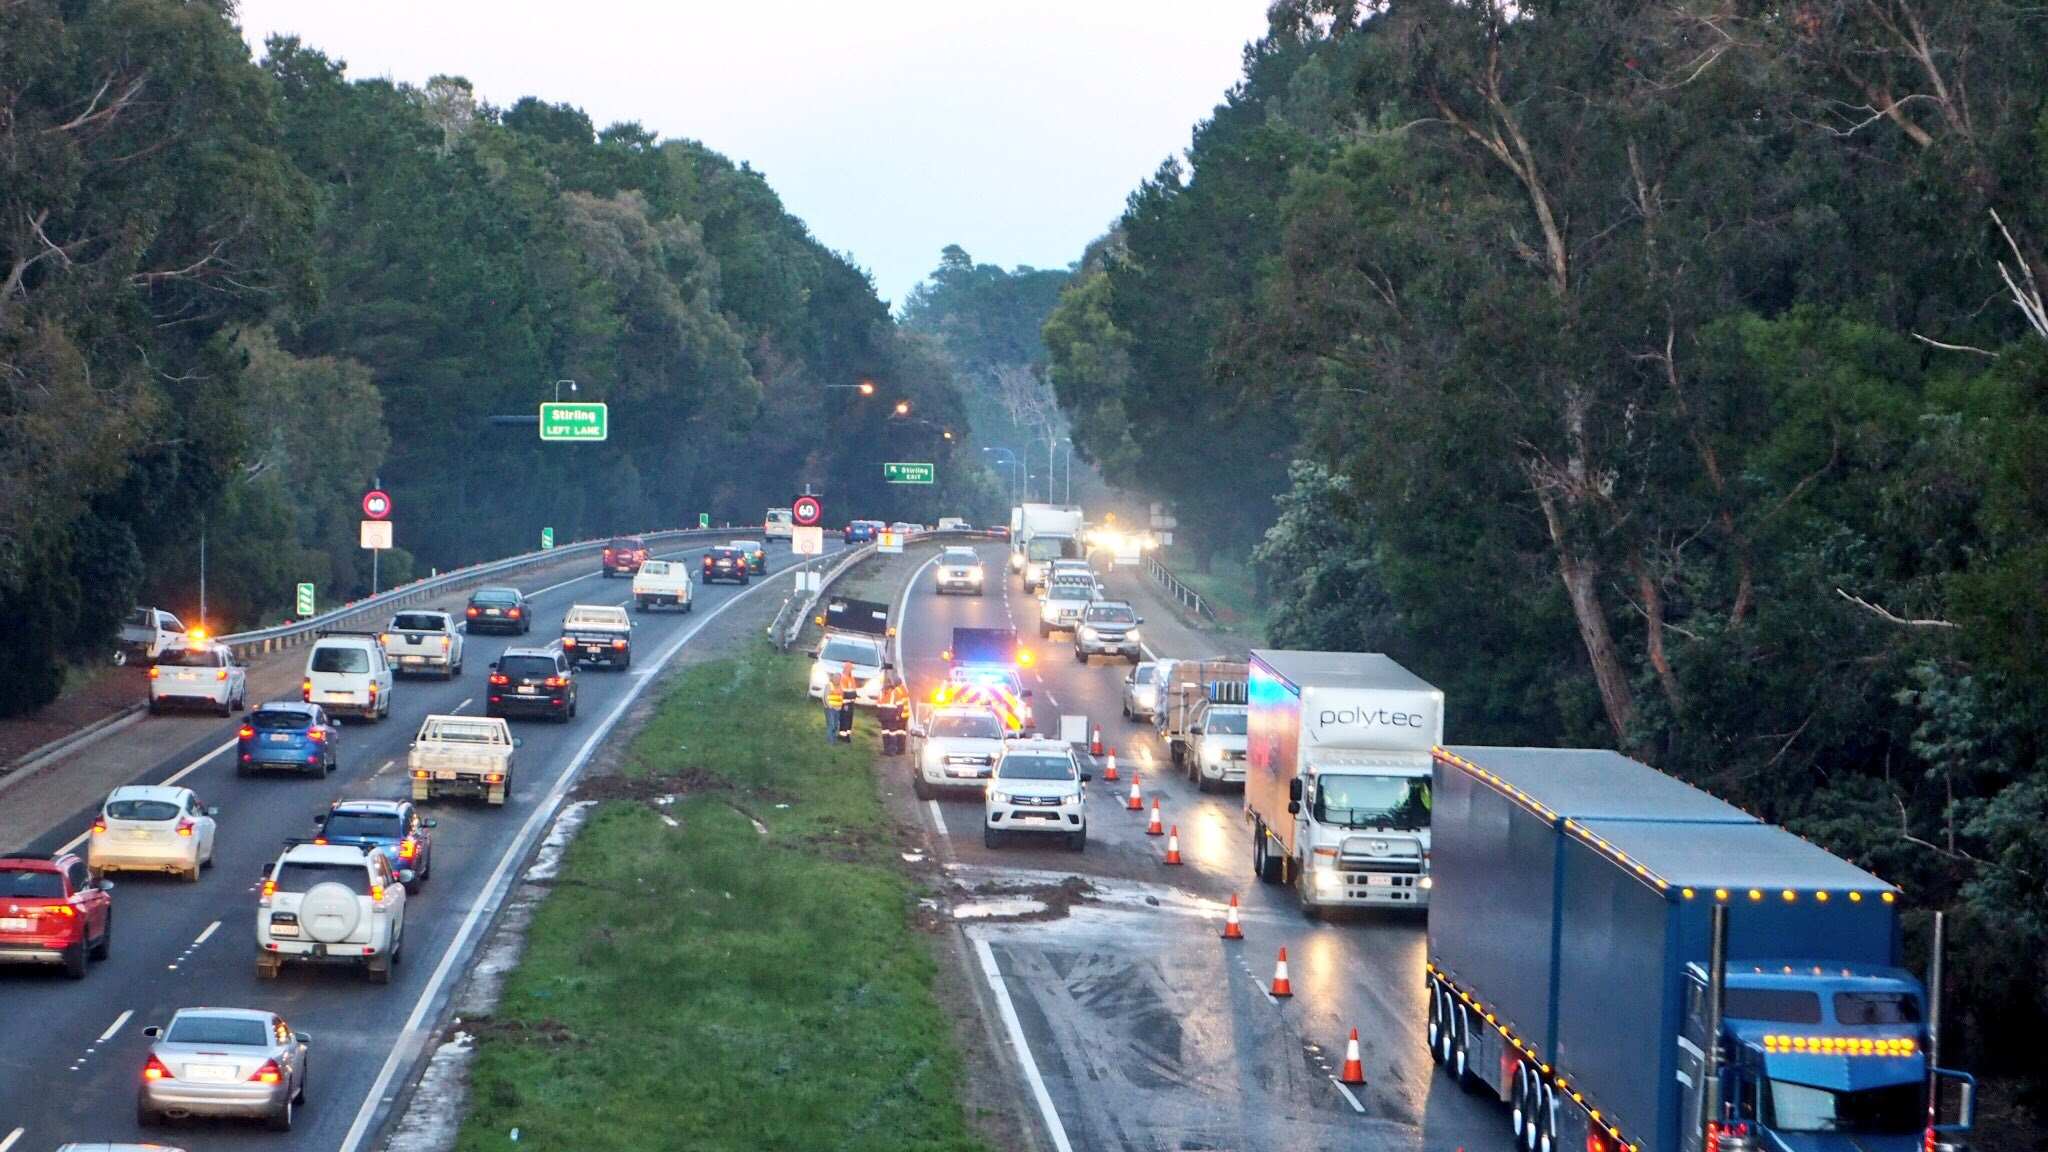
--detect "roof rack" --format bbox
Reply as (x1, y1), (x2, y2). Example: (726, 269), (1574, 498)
(313, 629), (381, 639)
(280, 837), (373, 853)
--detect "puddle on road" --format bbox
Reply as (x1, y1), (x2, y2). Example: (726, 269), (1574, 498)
(953, 896), (1050, 920)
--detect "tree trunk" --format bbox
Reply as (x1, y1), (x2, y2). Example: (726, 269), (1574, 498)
(1633, 553), (1684, 714)
(1537, 488), (1638, 746)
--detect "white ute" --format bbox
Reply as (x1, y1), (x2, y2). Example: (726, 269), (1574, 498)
(631, 559), (694, 612)
(561, 604), (633, 669)
(909, 704), (1009, 799)
(256, 841), (409, 983)
(1036, 571), (1097, 637)
(379, 610), (464, 678)
(408, 714), (518, 806)
(984, 737), (1091, 851)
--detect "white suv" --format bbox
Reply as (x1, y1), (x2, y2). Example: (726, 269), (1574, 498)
(256, 842), (409, 983)
(911, 705), (1009, 799)
(984, 738), (1091, 851)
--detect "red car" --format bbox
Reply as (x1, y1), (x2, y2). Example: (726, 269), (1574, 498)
(602, 536), (649, 578)
(0, 851), (113, 978)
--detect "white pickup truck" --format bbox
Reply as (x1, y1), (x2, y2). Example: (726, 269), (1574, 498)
(408, 715), (518, 806)
(116, 606), (187, 666)
(561, 604), (633, 669)
(1036, 572), (1097, 637)
(380, 610), (464, 678)
(631, 560), (693, 612)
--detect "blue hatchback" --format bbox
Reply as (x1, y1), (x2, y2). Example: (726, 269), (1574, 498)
(237, 702), (338, 777)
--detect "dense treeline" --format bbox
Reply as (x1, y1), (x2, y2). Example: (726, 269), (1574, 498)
(1, 0), (986, 715)
(1045, 0), (2048, 1131)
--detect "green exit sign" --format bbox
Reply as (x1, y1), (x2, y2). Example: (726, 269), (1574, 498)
(539, 402), (608, 442)
(883, 461), (934, 485)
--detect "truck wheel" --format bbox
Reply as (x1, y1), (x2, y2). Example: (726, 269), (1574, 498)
(1068, 829), (1086, 852)
(1252, 829), (1282, 884)
(1426, 986), (1445, 1064)
(983, 826), (1001, 849)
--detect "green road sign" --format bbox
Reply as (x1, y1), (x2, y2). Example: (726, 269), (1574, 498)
(698, 512), (710, 528)
(541, 526), (554, 550)
(539, 401), (609, 442)
(295, 582), (316, 617)
(883, 461), (935, 485)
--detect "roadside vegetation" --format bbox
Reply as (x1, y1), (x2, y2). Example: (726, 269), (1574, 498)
(455, 645), (988, 1152)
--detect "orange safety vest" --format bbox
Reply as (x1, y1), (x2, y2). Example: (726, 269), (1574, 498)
(880, 682), (910, 710)
(828, 671), (858, 708)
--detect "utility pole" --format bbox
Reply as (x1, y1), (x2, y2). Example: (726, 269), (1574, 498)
(199, 517), (207, 632)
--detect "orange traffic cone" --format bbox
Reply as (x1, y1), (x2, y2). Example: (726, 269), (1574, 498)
(1163, 825), (1183, 865)
(1338, 1027), (1366, 1085)
(1090, 726), (1103, 756)
(1221, 893), (1244, 940)
(1126, 773), (1143, 811)
(1146, 798), (1164, 836)
(1103, 749), (1119, 782)
(1271, 947), (1294, 998)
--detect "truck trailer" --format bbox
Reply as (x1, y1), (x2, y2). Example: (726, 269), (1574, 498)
(1015, 503), (1084, 591)
(1243, 649), (1445, 912)
(1427, 746), (1974, 1152)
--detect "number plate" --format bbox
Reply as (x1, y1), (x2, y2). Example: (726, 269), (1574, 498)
(584, 644), (604, 653)
(0, 916), (29, 932)
(516, 685), (537, 694)
(1364, 874), (1394, 887)
(269, 922), (299, 937)
(323, 691), (353, 702)
(267, 733), (292, 743)
(401, 655), (423, 665)
(129, 830), (154, 840)
(484, 607), (501, 615)
(435, 769), (457, 780)
(187, 1064), (236, 1083)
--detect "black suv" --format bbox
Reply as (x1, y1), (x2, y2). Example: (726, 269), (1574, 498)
(702, 547), (750, 585)
(486, 647), (578, 722)
(602, 536), (649, 578)
(465, 586), (530, 634)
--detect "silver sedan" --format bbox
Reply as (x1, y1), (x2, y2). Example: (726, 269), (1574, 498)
(1122, 661), (1163, 721)
(138, 1007), (309, 1131)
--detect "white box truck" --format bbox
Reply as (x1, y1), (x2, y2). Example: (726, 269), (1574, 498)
(1016, 503), (1084, 591)
(1244, 649), (1444, 914)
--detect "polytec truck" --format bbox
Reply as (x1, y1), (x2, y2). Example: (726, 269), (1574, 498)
(1016, 503), (1084, 591)
(1243, 649), (1445, 912)
(1427, 746), (1975, 1152)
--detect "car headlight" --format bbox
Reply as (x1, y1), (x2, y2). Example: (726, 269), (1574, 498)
(1061, 792), (1082, 806)
(1078, 626), (1098, 641)
(990, 792), (1014, 805)
(1204, 744), (1224, 764)
(1125, 630), (1141, 643)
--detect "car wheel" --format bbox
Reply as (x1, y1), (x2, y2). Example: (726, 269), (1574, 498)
(62, 940), (88, 979)
(218, 698), (233, 717)
(187, 862), (202, 882)
(912, 775), (933, 800)
(1074, 650), (1087, 664)
(1069, 830), (1087, 852)
(983, 826), (1001, 849)
(267, 1094), (294, 1131)
(295, 1058), (308, 1103)
(137, 1099), (159, 1127)
(92, 910), (112, 959)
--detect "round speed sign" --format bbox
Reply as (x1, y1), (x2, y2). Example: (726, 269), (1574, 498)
(362, 489), (393, 520)
(791, 495), (823, 527)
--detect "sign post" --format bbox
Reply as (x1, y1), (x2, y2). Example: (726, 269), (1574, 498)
(541, 526), (554, 551)
(882, 461), (935, 485)
(295, 583), (316, 618)
(538, 402), (609, 442)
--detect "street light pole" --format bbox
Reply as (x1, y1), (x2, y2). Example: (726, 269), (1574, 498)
(1058, 438), (1073, 505)
(554, 379), (576, 402)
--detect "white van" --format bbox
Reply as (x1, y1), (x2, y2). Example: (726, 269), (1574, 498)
(303, 633), (393, 721)
(764, 508), (794, 539)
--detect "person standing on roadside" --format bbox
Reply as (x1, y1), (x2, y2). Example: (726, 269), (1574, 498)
(832, 660), (859, 743)
(825, 661), (852, 743)
(879, 668), (910, 755)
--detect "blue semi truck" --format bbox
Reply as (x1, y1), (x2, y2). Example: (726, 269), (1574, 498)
(1426, 746), (1974, 1152)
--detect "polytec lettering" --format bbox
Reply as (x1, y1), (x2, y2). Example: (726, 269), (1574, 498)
(1317, 708), (1426, 729)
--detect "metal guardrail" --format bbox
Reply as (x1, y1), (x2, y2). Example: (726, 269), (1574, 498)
(215, 527), (739, 662)
(770, 530), (1000, 651)
(1146, 554), (1219, 622)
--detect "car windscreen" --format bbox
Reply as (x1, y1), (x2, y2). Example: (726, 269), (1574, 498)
(156, 647), (220, 668)
(249, 709), (311, 731)
(730, 540), (761, 551)
(821, 638), (881, 665)
(640, 561), (670, 575)
(610, 538), (645, 549)
(1026, 539), (1068, 560)
(274, 860), (372, 896)
(932, 713), (1002, 739)
(710, 549), (741, 560)
(998, 756), (1075, 782)
(1833, 992), (1920, 1025)
(1, 868), (65, 898)
(391, 613), (445, 631)
(471, 588), (518, 605)
(126, 607), (151, 628)
(1085, 605), (1136, 624)
(1203, 709), (1247, 734)
(944, 550), (979, 564)
(1724, 988), (1823, 1024)
(106, 798), (181, 822)
(499, 655), (559, 680)
(311, 645), (371, 674)
(166, 1016), (270, 1048)
(324, 812), (404, 841)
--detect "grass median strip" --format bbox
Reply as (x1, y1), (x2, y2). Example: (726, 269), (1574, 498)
(456, 644), (988, 1152)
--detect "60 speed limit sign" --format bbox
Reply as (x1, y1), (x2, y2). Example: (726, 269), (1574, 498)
(362, 489), (393, 520)
(791, 495), (823, 527)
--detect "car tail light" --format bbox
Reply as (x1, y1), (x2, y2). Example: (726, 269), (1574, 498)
(489, 674), (510, 686)
(238, 725), (255, 739)
(379, 633), (391, 646)
(467, 606), (480, 618)
(603, 548), (614, 559)
(613, 639), (627, 650)
(441, 636), (451, 650)
(485, 772), (505, 783)
(399, 838), (417, 860)
(544, 676), (567, 688)
(143, 1054), (174, 1081)
(91, 819), (107, 836)
(147, 666), (160, 680)
(563, 638), (576, 649)
(508, 607), (522, 619)
(302, 678), (312, 701)
(251, 1059), (283, 1085)
(51, 903), (75, 918)
(308, 729), (327, 743)
(176, 819), (195, 838)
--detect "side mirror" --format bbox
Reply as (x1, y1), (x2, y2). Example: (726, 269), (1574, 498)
(1080, 772), (1093, 783)
(1287, 800), (1302, 815)
(312, 813), (327, 825)
(1288, 779), (1304, 803)
(1021, 689), (1034, 699)
(423, 817), (439, 828)
(909, 724), (927, 738)
(1137, 616), (1145, 624)
(397, 869), (417, 886)
(489, 661), (499, 671)
(294, 1032), (313, 1045)
(206, 806), (221, 817)
(1190, 726), (1204, 735)
(97, 879), (116, 892)
(513, 738), (525, 748)
(141, 1026), (163, 1040)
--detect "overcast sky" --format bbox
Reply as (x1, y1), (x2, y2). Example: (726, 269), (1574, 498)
(234, 1), (1271, 309)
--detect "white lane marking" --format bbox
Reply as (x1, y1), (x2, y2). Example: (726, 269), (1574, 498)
(927, 799), (949, 837)
(1331, 1078), (1366, 1113)
(339, 552), (832, 1152)
(0, 1126), (22, 1152)
(452, 697), (473, 714)
(972, 936), (1075, 1152)
(374, 758), (397, 779)
(890, 552), (943, 671)
(97, 1010), (133, 1043)
(1043, 692), (1059, 708)
(193, 920), (220, 946)
(58, 737), (235, 853)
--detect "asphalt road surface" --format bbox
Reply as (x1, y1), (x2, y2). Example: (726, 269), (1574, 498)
(894, 543), (1506, 1152)
(0, 538), (837, 1152)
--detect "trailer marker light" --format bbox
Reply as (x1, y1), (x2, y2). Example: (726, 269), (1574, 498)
(1814, 891), (1830, 902)
(1849, 891), (1863, 902)
(1881, 891), (1896, 903)
(1681, 888), (1696, 899)
(1748, 888), (1764, 901)
(1714, 888), (1730, 901)
(1782, 889), (1797, 902)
